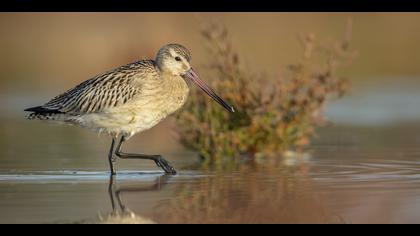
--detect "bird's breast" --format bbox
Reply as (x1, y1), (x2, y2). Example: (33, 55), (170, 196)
(127, 77), (189, 125)
(161, 81), (190, 115)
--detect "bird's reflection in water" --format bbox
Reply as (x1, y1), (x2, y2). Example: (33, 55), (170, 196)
(76, 174), (171, 224)
(62, 159), (344, 223)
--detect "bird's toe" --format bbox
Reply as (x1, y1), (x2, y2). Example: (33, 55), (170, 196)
(156, 158), (177, 175)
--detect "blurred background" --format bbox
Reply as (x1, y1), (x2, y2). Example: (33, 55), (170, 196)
(1, 13), (420, 223)
(2, 13), (420, 124)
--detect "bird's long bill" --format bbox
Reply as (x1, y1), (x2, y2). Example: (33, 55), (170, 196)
(185, 69), (235, 113)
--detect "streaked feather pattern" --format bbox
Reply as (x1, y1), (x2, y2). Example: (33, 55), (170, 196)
(25, 44), (192, 139)
(30, 60), (158, 116)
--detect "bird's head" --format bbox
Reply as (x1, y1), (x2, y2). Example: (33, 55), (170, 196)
(156, 43), (192, 76)
(156, 43), (235, 113)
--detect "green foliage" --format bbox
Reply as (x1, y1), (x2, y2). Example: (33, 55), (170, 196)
(176, 21), (355, 163)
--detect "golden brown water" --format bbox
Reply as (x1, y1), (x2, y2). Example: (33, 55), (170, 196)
(1, 113), (420, 223)
(1, 79), (420, 224)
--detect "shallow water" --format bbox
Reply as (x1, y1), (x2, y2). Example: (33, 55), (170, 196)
(3, 80), (420, 223)
(1, 117), (420, 223)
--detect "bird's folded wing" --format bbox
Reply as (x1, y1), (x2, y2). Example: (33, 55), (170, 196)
(40, 61), (155, 114)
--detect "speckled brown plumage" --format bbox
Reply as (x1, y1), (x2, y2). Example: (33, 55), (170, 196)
(24, 43), (233, 175)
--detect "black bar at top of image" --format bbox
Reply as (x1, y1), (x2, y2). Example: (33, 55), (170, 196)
(1, 0), (420, 12)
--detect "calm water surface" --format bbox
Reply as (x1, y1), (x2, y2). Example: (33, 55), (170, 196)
(1, 118), (420, 223)
(1, 81), (420, 223)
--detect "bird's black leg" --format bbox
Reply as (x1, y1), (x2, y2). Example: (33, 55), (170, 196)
(114, 136), (177, 175)
(108, 138), (117, 175)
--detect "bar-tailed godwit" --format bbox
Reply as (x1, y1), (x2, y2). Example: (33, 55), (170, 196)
(24, 44), (234, 175)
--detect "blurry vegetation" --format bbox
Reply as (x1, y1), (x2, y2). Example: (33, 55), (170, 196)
(176, 20), (356, 163)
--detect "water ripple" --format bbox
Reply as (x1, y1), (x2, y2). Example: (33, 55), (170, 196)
(310, 159), (420, 190)
(0, 170), (207, 183)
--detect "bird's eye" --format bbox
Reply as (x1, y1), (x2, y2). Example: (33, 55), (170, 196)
(175, 56), (181, 62)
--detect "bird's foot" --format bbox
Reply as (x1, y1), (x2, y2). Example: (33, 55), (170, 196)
(155, 157), (177, 175)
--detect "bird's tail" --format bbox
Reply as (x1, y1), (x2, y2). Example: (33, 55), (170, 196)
(24, 106), (65, 120)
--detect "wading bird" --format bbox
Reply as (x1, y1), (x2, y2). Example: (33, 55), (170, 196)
(24, 44), (235, 175)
